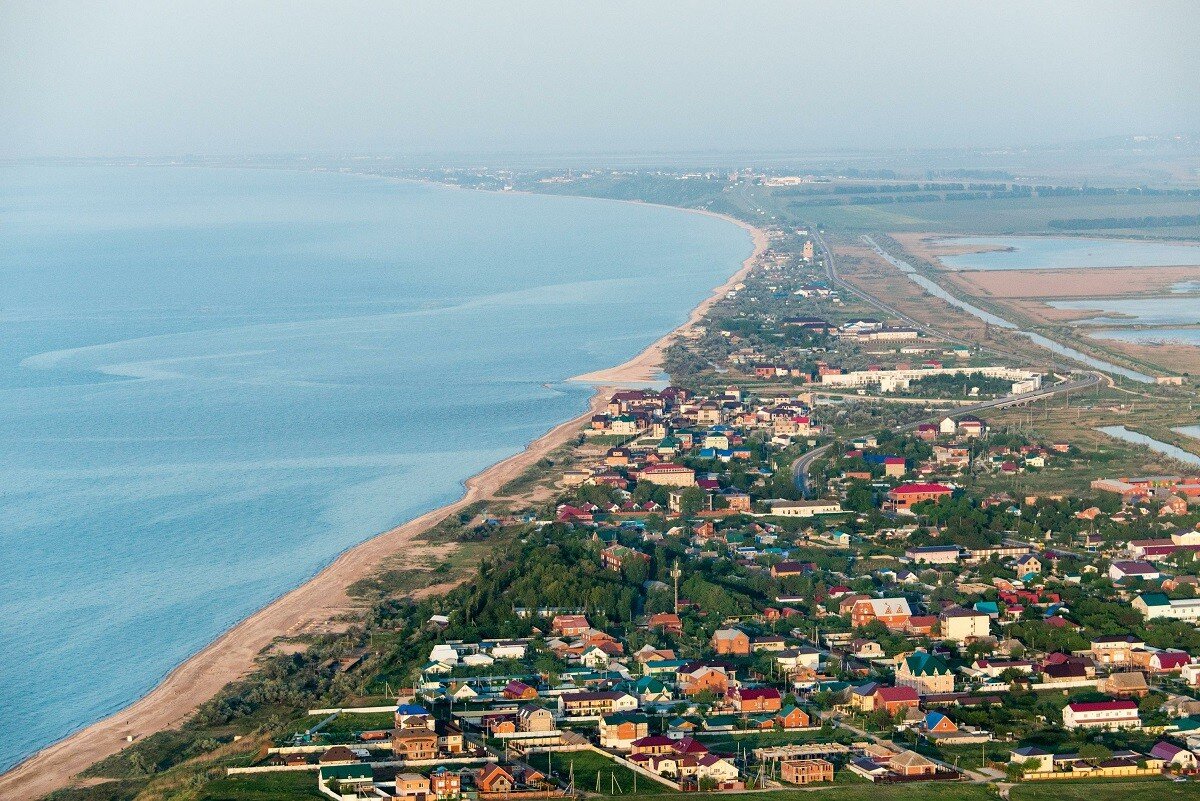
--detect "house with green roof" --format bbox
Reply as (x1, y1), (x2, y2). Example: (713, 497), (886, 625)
(319, 763), (374, 798)
(629, 675), (672, 703)
(896, 650), (954, 695)
(644, 658), (688, 676)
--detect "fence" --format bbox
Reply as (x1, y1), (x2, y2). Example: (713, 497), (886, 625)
(1023, 766), (1162, 781)
(307, 705), (396, 715)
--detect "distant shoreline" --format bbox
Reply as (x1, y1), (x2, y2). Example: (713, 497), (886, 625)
(0, 179), (766, 800)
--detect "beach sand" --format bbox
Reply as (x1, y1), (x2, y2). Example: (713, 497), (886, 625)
(0, 209), (767, 801)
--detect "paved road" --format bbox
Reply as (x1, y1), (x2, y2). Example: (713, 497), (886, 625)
(791, 442), (834, 497)
(814, 229), (1097, 375)
(790, 373), (1100, 495)
(787, 230), (1103, 493)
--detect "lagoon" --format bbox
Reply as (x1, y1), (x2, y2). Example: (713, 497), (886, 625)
(938, 236), (1200, 271)
(865, 237), (1154, 383)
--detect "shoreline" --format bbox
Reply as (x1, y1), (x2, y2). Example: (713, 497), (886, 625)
(0, 194), (766, 800)
(572, 209), (768, 384)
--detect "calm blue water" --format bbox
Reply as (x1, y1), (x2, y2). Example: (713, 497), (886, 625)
(939, 236), (1200, 271)
(1048, 297), (1200, 327)
(1090, 328), (1200, 348)
(1098, 426), (1200, 468)
(866, 237), (1154, 382)
(0, 164), (751, 771)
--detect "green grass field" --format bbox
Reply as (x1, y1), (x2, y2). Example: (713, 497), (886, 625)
(196, 770), (325, 800)
(620, 783), (997, 801)
(696, 728), (855, 754)
(781, 193), (1200, 236)
(546, 749), (676, 795)
(1010, 778), (1198, 801)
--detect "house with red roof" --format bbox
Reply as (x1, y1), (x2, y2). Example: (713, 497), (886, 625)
(631, 735), (678, 756)
(476, 763), (515, 794)
(728, 686), (782, 713)
(873, 686), (920, 714)
(550, 614), (591, 637)
(1062, 699), (1140, 730)
(501, 680), (537, 700)
(886, 483), (953, 513)
(638, 463), (696, 487)
(1149, 650), (1192, 673)
(556, 503), (596, 523)
(646, 613), (683, 635)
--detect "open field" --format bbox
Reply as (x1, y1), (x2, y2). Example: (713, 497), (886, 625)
(195, 770), (325, 800)
(786, 193), (1200, 237)
(545, 750), (675, 796)
(618, 783), (998, 801)
(1009, 778), (1195, 801)
(977, 394), (1200, 494)
(1089, 336), (1200, 377)
(831, 236), (992, 335)
(696, 728), (855, 753)
(863, 235), (1200, 378)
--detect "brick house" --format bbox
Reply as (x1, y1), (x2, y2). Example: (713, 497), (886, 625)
(430, 767), (461, 799)
(391, 729), (438, 761)
(639, 463), (697, 487)
(502, 680), (538, 700)
(711, 628), (751, 656)
(849, 597), (912, 629)
(895, 651), (954, 695)
(676, 663), (732, 696)
(781, 759), (833, 785)
(886, 483), (953, 513)
(776, 705), (811, 729)
(729, 686), (782, 713)
(600, 712), (650, 750)
(517, 705), (554, 733)
(476, 763), (515, 794)
(872, 686), (920, 715)
(550, 614), (590, 637)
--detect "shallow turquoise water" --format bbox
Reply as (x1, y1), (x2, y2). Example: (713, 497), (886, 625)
(0, 164), (751, 771)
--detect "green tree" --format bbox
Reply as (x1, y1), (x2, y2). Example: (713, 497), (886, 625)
(678, 486), (706, 518)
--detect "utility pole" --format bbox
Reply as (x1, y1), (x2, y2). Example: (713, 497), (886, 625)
(671, 558), (682, 611)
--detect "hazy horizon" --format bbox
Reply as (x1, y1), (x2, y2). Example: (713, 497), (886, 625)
(2, 1), (1199, 159)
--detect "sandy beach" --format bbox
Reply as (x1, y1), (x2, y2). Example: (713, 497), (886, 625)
(0, 207), (766, 801)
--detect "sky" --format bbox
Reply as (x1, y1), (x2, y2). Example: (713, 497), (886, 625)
(1, 1), (1198, 158)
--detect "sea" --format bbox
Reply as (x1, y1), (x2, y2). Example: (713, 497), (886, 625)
(0, 163), (752, 772)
